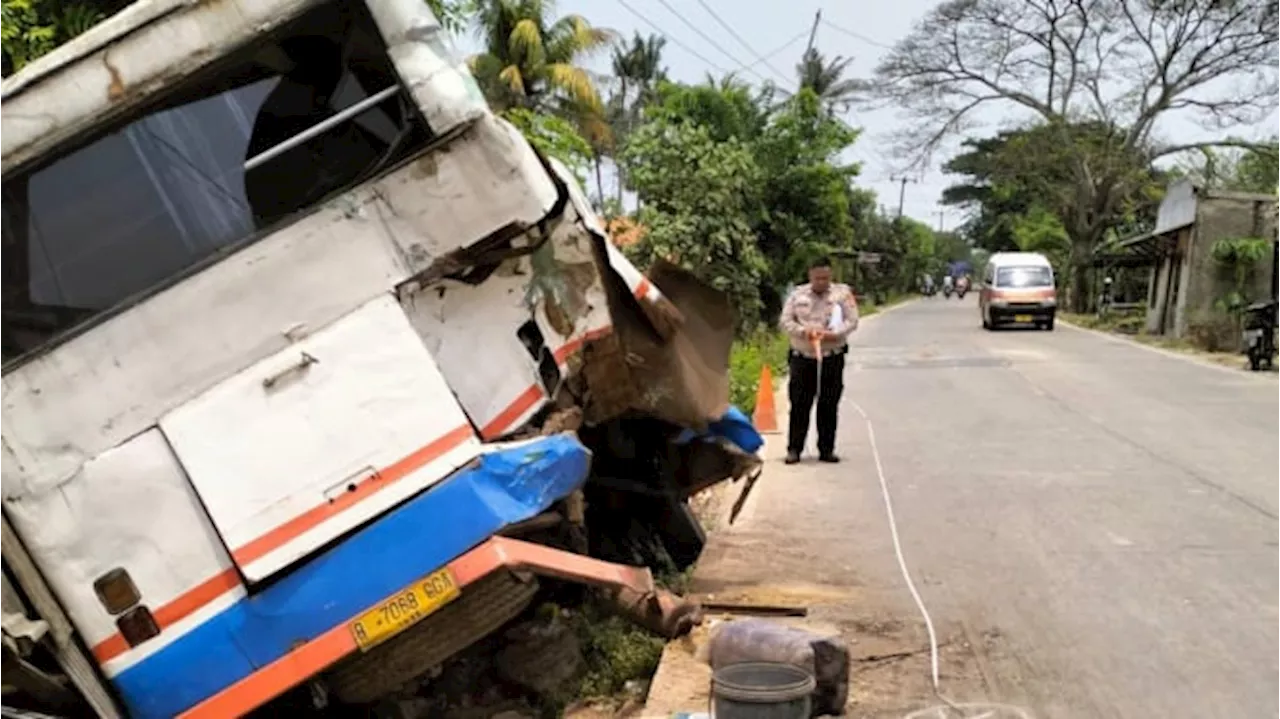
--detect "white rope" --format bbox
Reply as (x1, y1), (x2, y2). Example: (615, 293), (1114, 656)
(848, 398), (1034, 719)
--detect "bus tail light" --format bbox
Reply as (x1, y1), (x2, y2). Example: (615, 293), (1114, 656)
(93, 567), (140, 615)
(116, 606), (160, 648)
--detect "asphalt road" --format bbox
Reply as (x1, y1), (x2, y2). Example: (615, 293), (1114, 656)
(697, 296), (1278, 718)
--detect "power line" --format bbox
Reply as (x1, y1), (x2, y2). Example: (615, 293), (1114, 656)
(645, 0), (778, 87)
(742, 30), (809, 73)
(821, 19), (894, 50)
(610, 0), (729, 73)
(688, 0), (795, 85)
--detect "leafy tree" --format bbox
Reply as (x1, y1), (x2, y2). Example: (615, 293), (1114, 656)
(873, 0), (1279, 310)
(501, 108), (593, 186)
(752, 89), (860, 314)
(940, 122), (1167, 301)
(642, 77), (771, 144)
(794, 48), (864, 114)
(1180, 138), (1280, 194)
(621, 120), (768, 331)
(2, 0), (125, 76)
(426, 0), (477, 35)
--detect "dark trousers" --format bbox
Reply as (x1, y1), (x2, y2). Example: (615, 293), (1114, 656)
(787, 349), (846, 456)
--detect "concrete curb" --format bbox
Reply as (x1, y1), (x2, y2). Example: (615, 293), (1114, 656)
(1057, 317), (1277, 381)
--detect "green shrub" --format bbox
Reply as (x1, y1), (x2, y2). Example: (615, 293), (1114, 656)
(729, 329), (790, 414)
(572, 605), (666, 700)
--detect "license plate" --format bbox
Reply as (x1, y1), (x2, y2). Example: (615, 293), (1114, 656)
(1014, 314), (1033, 323)
(349, 567), (460, 651)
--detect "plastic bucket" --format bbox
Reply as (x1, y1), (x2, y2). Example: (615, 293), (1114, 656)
(711, 662), (816, 719)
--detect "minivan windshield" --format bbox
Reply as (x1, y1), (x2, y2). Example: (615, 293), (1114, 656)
(996, 266), (1053, 288)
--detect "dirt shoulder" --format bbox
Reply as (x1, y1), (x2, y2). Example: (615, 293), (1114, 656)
(1060, 312), (1277, 374)
(656, 327), (995, 717)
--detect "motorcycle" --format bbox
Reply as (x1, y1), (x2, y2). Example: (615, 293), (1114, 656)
(1242, 300), (1277, 371)
(955, 276), (971, 299)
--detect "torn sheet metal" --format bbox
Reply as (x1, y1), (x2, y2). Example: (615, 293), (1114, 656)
(587, 258), (735, 431)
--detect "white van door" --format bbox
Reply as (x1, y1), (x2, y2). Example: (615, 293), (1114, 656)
(159, 294), (481, 583)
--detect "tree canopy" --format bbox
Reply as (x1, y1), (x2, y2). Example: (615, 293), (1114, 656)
(874, 0), (1279, 309)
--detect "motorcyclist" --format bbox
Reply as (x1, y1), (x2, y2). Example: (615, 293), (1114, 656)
(942, 274), (954, 294)
(922, 274), (935, 295)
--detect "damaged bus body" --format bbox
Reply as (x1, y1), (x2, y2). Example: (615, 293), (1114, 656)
(0, 0), (761, 716)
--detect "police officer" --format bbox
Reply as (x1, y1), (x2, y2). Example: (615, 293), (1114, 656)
(778, 257), (859, 464)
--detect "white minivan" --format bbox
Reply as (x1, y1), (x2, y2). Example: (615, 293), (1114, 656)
(979, 252), (1058, 330)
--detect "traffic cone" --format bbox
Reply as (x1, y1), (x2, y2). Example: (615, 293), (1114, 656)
(751, 364), (780, 434)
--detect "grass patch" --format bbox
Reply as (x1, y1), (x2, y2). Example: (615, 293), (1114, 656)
(857, 293), (909, 317)
(728, 329), (790, 414)
(570, 604), (666, 701)
(1061, 311), (1146, 335)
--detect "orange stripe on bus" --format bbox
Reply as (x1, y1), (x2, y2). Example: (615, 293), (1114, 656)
(552, 326), (612, 364)
(233, 424), (475, 566)
(479, 385), (544, 440)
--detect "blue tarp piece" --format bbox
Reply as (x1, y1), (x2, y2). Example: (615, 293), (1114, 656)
(674, 405), (764, 454)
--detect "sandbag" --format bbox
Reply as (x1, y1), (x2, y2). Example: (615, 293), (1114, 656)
(706, 619), (849, 716)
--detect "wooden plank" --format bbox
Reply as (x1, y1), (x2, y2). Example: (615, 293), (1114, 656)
(2, 513), (122, 718)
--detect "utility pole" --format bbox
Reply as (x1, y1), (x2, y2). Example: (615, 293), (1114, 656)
(804, 10), (822, 56)
(889, 175), (916, 219)
(936, 210), (946, 233)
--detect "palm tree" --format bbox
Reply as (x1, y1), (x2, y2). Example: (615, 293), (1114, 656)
(607, 33), (667, 207)
(611, 32), (667, 113)
(795, 48), (864, 113)
(469, 0), (613, 115)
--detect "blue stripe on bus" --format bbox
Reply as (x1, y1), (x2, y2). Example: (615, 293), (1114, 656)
(111, 435), (590, 719)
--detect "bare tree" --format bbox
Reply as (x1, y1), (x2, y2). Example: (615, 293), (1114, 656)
(872, 0), (1278, 309)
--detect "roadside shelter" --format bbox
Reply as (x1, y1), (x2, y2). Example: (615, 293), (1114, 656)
(1095, 179), (1277, 341)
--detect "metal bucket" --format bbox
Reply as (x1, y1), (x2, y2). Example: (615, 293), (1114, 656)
(711, 662), (816, 719)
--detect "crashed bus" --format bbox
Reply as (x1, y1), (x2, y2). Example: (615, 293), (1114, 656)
(0, 0), (761, 715)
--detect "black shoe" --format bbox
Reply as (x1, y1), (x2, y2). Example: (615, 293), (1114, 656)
(818, 453), (840, 463)
(784, 452), (801, 464)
